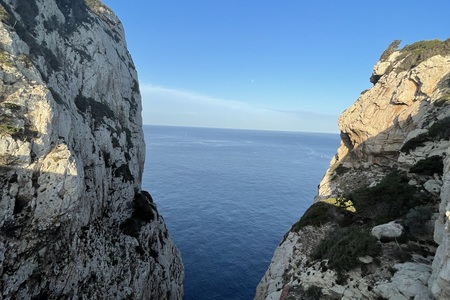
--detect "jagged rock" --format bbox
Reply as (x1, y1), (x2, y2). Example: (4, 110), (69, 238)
(429, 158), (450, 299)
(424, 179), (442, 194)
(374, 262), (433, 300)
(0, 0), (183, 299)
(372, 221), (404, 240)
(254, 225), (334, 300)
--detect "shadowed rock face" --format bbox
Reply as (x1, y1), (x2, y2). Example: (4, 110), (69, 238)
(0, 0), (183, 299)
(256, 39), (450, 300)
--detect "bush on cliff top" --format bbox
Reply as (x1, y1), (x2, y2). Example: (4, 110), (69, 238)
(395, 39), (450, 73)
(404, 206), (433, 236)
(379, 40), (401, 61)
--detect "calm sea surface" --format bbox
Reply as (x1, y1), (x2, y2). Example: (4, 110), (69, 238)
(142, 125), (340, 300)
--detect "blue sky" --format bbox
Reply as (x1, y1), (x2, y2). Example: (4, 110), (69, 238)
(102, 0), (450, 133)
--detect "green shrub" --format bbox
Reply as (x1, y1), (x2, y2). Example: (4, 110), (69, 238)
(291, 202), (331, 230)
(0, 123), (20, 135)
(304, 285), (323, 300)
(395, 39), (450, 73)
(346, 171), (423, 224)
(436, 91), (450, 103)
(360, 89), (370, 95)
(290, 201), (354, 231)
(401, 133), (428, 152)
(0, 113), (37, 141)
(401, 117), (450, 152)
(293, 171), (427, 237)
(402, 39), (443, 53)
(404, 206), (432, 236)
(313, 227), (381, 272)
(434, 97), (450, 107)
(379, 40), (401, 61)
(120, 191), (158, 237)
(386, 246), (412, 262)
(410, 155), (443, 176)
(428, 116), (450, 139)
(132, 192), (156, 222)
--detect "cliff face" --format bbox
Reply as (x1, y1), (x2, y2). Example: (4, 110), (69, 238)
(256, 39), (450, 299)
(0, 0), (183, 299)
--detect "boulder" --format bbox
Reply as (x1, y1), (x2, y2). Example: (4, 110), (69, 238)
(358, 255), (373, 264)
(371, 221), (404, 240)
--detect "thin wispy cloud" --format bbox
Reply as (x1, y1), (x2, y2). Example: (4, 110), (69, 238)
(140, 84), (339, 133)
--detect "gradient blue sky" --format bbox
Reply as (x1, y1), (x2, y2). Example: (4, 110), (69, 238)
(102, 0), (450, 133)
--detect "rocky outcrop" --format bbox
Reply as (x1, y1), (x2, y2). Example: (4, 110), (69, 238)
(0, 0), (183, 299)
(256, 39), (450, 299)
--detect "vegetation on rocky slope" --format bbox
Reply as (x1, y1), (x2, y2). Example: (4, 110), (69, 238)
(401, 116), (450, 152)
(386, 39), (450, 73)
(260, 38), (450, 300)
(289, 169), (436, 277)
(313, 227), (381, 273)
(372, 39), (450, 84)
(396, 39), (450, 71)
(346, 171), (428, 224)
(120, 191), (158, 238)
(293, 171), (429, 229)
(410, 156), (444, 176)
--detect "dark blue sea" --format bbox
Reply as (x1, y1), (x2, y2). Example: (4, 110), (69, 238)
(142, 125), (340, 300)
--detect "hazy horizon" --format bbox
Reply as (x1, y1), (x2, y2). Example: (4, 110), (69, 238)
(103, 0), (450, 133)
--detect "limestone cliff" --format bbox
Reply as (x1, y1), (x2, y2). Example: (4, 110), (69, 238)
(256, 39), (450, 299)
(0, 0), (183, 299)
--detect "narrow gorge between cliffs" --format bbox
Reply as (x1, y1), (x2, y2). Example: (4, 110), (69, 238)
(1, 1), (450, 300)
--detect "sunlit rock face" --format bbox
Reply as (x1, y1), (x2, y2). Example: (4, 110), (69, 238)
(0, 0), (183, 298)
(256, 39), (450, 299)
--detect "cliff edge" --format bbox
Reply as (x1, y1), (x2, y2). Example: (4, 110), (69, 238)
(256, 39), (450, 299)
(0, 0), (183, 299)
